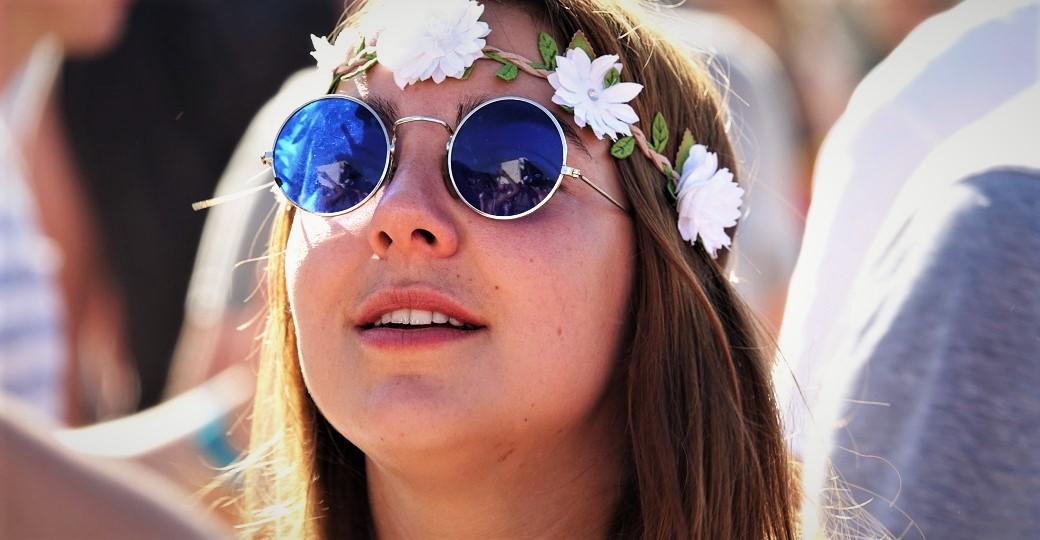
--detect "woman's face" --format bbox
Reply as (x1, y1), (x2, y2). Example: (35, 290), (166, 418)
(285, 5), (635, 467)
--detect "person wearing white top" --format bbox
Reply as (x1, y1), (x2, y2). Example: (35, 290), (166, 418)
(0, 0), (133, 422)
(775, 0), (1040, 536)
(775, 0), (1040, 457)
(0, 38), (67, 421)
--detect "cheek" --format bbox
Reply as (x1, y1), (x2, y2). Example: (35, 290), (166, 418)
(285, 208), (374, 322)
(284, 213), (370, 412)
(477, 209), (635, 413)
(285, 215), (345, 329)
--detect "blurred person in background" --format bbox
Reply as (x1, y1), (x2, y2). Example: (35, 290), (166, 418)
(33, 0), (347, 521)
(689, 0), (957, 189)
(1, 393), (232, 539)
(1, 0), (133, 424)
(2, 0), (341, 525)
(773, 0), (1040, 537)
(658, 0), (955, 330)
(57, 0), (343, 420)
(3, 0), (344, 425)
(2, 0), (253, 525)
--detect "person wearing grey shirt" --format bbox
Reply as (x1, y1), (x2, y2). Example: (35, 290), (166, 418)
(789, 2), (1040, 537)
(824, 168), (1040, 539)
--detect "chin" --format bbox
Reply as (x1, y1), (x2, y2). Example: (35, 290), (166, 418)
(341, 379), (505, 468)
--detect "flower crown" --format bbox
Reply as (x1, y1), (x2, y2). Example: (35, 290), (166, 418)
(310, 0), (743, 258)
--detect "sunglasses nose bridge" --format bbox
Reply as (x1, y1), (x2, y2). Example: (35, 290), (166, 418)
(389, 115), (454, 159)
(394, 115), (453, 132)
(388, 115), (457, 197)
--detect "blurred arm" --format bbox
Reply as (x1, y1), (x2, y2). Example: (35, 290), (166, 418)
(1, 393), (234, 539)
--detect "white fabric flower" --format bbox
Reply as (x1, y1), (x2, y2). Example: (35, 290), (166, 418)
(547, 48), (643, 141)
(374, 0), (490, 89)
(310, 33), (355, 76)
(675, 145), (744, 258)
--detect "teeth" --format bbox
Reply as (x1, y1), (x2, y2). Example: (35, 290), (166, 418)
(372, 309), (465, 327)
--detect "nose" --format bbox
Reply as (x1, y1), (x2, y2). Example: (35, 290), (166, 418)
(367, 119), (459, 260)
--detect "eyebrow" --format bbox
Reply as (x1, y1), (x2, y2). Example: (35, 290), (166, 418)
(364, 96), (398, 130)
(362, 94), (592, 158)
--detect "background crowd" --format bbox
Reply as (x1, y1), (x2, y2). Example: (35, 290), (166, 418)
(1, 0), (1036, 538)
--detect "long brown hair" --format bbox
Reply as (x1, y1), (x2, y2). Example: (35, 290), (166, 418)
(240, 1), (797, 538)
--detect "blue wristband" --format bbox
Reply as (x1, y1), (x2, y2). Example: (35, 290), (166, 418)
(195, 415), (240, 468)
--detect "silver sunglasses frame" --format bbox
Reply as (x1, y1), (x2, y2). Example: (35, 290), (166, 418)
(264, 94), (392, 217)
(262, 94), (627, 219)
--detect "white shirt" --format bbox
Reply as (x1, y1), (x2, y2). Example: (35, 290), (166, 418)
(774, 0), (1040, 457)
(0, 37), (67, 420)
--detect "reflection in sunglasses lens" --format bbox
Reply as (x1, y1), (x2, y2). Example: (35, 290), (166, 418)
(450, 99), (564, 218)
(273, 97), (389, 215)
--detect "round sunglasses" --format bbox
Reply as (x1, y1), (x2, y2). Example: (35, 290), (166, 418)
(260, 95), (627, 219)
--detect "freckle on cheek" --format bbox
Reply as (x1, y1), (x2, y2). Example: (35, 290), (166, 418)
(497, 447), (516, 463)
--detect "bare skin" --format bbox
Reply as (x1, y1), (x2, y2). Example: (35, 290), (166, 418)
(0, 395), (232, 539)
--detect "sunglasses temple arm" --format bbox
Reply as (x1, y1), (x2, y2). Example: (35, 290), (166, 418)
(564, 167), (629, 213)
(192, 178), (277, 211)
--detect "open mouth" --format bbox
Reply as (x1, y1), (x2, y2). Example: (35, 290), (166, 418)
(359, 308), (483, 331)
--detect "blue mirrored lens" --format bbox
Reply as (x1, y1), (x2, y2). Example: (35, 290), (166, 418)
(273, 97), (389, 214)
(449, 99), (564, 217)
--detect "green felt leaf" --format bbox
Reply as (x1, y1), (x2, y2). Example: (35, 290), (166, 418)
(355, 34), (366, 54)
(663, 164), (677, 200)
(538, 32), (559, 70)
(666, 178), (678, 201)
(461, 64), (476, 80)
(567, 30), (595, 59)
(610, 136), (636, 159)
(675, 129), (695, 173)
(651, 112), (669, 154)
(559, 104), (574, 113)
(496, 62), (519, 81)
(603, 67), (620, 88)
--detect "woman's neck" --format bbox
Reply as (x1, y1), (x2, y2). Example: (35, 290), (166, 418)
(365, 402), (626, 539)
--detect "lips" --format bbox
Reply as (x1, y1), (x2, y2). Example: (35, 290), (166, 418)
(353, 287), (486, 350)
(368, 308), (478, 330)
(354, 287), (486, 339)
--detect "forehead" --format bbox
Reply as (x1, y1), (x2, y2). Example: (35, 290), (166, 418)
(336, 3), (553, 121)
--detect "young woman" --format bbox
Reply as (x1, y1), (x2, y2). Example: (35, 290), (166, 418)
(239, 1), (796, 537)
